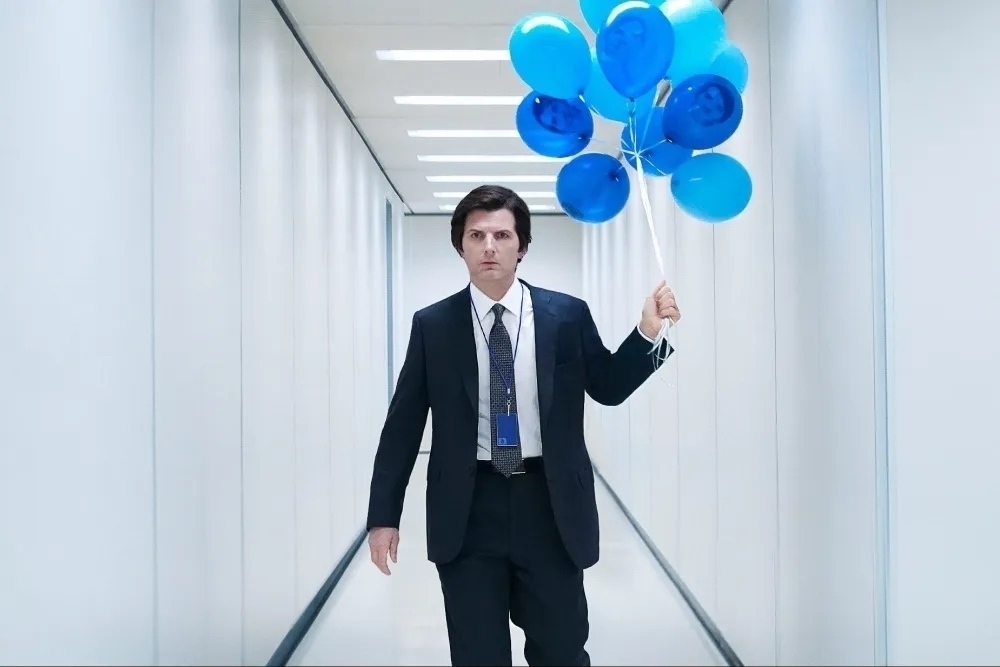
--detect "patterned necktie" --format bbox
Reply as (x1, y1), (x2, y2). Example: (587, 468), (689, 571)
(489, 303), (524, 476)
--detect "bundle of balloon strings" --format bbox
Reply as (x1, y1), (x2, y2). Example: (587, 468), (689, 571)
(622, 109), (675, 373)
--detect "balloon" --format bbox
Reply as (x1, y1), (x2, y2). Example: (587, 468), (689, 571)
(579, 0), (667, 34)
(509, 13), (592, 100)
(660, 73), (743, 149)
(515, 92), (594, 158)
(596, 1), (675, 99)
(670, 152), (752, 222)
(620, 107), (693, 176)
(707, 41), (749, 93)
(582, 50), (656, 123)
(556, 153), (631, 223)
(661, 0), (726, 80)
(670, 40), (749, 93)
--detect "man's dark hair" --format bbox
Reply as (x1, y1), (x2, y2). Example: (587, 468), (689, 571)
(450, 185), (533, 263)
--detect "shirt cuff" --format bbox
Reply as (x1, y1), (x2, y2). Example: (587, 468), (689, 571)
(636, 324), (656, 344)
(636, 321), (673, 350)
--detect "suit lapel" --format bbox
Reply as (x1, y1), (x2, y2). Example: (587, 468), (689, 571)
(448, 287), (479, 410)
(526, 282), (558, 428)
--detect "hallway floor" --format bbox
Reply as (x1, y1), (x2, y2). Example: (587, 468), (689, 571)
(290, 455), (725, 666)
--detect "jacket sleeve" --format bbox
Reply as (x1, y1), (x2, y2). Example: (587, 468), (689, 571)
(366, 312), (430, 530)
(581, 302), (673, 406)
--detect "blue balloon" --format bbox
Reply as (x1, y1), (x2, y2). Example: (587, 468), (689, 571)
(596, 1), (675, 99)
(670, 152), (752, 222)
(708, 42), (749, 93)
(515, 92), (594, 158)
(583, 51), (656, 123)
(621, 107), (693, 176)
(670, 40), (749, 93)
(580, 0), (667, 33)
(661, 0), (726, 80)
(660, 73), (743, 149)
(556, 153), (631, 223)
(510, 13), (592, 100)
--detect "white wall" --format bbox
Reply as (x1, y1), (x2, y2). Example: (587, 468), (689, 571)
(582, 0), (887, 664)
(395, 213), (583, 451)
(0, 0), (399, 664)
(881, 1), (1000, 665)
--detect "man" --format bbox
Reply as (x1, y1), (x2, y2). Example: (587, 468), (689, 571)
(366, 185), (680, 666)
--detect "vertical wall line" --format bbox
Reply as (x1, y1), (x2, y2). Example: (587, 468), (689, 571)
(762, 0), (781, 661)
(237, 0), (247, 662)
(148, 2), (160, 663)
(711, 225), (720, 613)
(325, 97), (336, 565)
(289, 50), (300, 612)
(872, 0), (893, 662)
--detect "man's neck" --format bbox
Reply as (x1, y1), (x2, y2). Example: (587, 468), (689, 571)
(472, 275), (516, 302)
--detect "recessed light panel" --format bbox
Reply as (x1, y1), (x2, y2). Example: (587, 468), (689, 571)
(394, 95), (521, 106)
(426, 175), (558, 183)
(376, 50), (509, 61)
(408, 130), (520, 139)
(417, 155), (565, 163)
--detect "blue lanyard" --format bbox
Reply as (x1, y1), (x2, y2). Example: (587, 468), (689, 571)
(470, 282), (524, 414)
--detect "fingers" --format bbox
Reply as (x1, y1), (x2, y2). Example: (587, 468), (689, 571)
(369, 541), (391, 575)
(389, 533), (399, 564)
(654, 285), (680, 322)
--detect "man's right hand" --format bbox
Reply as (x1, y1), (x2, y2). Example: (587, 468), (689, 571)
(368, 527), (400, 575)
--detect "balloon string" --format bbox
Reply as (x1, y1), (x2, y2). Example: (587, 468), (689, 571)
(627, 113), (673, 368)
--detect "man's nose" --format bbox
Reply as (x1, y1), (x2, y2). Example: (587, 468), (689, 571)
(484, 236), (496, 253)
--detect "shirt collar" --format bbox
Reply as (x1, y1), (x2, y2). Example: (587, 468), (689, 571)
(470, 280), (524, 323)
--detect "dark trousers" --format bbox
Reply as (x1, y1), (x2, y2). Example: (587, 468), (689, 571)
(436, 459), (590, 667)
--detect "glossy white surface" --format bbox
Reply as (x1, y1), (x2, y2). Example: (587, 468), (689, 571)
(292, 454), (726, 666)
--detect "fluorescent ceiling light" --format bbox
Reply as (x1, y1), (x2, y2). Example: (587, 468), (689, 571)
(439, 204), (557, 212)
(417, 155), (566, 164)
(408, 129), (520, 139)
(433, 191), (556, 198)
(426, 175), (558, 183)
(394, 95), (521, 106)
(376, 49), (509, 61)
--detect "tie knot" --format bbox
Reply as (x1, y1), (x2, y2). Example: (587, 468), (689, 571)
(491, 303), (505, 318)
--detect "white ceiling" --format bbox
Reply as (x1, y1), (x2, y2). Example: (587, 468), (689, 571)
(280, 0), (725, 215)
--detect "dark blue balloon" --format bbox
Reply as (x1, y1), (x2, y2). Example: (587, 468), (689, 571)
(596, 1), (675, 99)
(515, 92), (594, 159)
(670, 152), (752, 222)
(660, 73), (743, 150)
(556, 153), (631, 223)
(620, 107), (693, 176)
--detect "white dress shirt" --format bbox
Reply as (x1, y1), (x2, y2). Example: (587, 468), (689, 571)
(469, 281), (543, 460)
(468, 280), (664, 461)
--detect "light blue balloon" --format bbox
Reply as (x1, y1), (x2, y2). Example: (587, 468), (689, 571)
(580, 0), (667, 33)
(509, 13), (592, 100)
(670, 40), (749, 93)
(670, 152), (751, 222)
(661, 0), (726, 81)
(708, 42), (749, 92)
(583, 51), (656, 123)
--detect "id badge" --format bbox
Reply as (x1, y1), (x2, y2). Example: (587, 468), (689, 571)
(495, 413), (520, 447)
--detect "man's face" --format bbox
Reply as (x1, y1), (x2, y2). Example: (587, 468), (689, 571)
(459, 208), (525, 286)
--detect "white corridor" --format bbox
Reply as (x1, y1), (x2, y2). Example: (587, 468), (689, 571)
(290, 454), (726, 666)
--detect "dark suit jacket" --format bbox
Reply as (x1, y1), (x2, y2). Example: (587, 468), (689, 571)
(366, 280), (672, 570)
